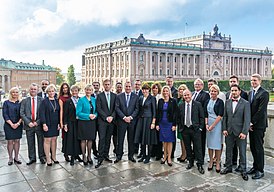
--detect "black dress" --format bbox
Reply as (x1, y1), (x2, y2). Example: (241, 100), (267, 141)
(2, 100), (23, 140)
(134, 95), (158, 145)
(39, 98), (60, 137)
(62, 97), (81, 156)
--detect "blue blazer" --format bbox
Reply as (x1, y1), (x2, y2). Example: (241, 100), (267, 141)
(76, 96), (97, 121)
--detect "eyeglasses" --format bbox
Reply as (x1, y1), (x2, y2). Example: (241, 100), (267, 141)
(42, 84), (49, 85)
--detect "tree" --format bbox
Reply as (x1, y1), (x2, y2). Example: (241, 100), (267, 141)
(67, 64), (76, 86)
(55, 67), (65, 86)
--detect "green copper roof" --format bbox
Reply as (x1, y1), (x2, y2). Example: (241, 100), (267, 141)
(0, 59), (56, 71)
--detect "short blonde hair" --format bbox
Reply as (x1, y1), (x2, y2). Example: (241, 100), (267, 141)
(194, 78), (204, 85)
(161, 85), (173, 98)
(8, 87), (20, 100)
(45, 84), (57, 93)
(178, 84), (188, 98)
(209, 84), (220, 94)
(251, 73), (262, 81)
(85, 84), (93, 91)
(71, 85), (81, 92)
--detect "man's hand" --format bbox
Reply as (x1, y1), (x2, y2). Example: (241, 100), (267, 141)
(239, 133), (246, 140)
(223, 130), (228, 136)
(107, 116), (113, 123)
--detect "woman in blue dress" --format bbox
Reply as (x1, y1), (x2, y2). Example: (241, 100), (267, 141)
(156, 86), (177, 166)
(205, 84), (224, 172)
(2, 87), (23, 165)
(39, 84), (60, 166)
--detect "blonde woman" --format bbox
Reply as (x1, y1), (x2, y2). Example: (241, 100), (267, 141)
(156, 86), (177, 166)
(176, 84), (188, 163)
(2, 87), (23, 165)
(39, 84), (60, 166)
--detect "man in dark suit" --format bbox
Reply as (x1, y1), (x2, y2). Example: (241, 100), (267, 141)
(95, 79), (117, 168)
(20, 83), (45, 165)
(37, 79), (49, 98)
(220, 84), (250, 181)
(166, 76), (178, 158)
(192, 78), (210, 161)
(177, 89), (205, 174)
(225, 75), (248, 168)
(247, 74), (269, 179)
(114, 81), (139, 163)
(91, 81), (101, 158)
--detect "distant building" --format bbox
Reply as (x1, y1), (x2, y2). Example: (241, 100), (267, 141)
(0, 59), (56, 92)
(82, 25), (272, 87)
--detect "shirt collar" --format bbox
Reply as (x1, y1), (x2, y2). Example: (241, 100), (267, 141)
(253, 85), (261, 93)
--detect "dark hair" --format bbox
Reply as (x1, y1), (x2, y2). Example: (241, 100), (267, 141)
(59, 83), (71, 98)
(230, 84), (241, 91)
(116, 82), (122, 86)
(229, 75), (239, 82)
(208, 78), (218, 85)
(142, 83), (151, 91)
(92, 81), (100, 86)
(151, 82), (162, 94)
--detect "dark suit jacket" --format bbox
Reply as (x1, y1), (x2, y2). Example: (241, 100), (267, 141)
(63, 98), (77, 124)
(171, 86), (178, 99)
(204, 98), (224, 118)
(115, 92), (139, 122)
(20, 96), (43, 130)
(248, 87), (269, 129)
(226, 89), (248, 101)
(132, 90), (143, 97)
(38, 92), (57, 99)
(222, 98), (251, 135)
(156, 98), (177, 126)
(138, 94), (156, 118)
(39, 97), (60, 127)
(177, 100), (205, 132)
(96, 91), (117, 124)
(193, 90), (210, 109)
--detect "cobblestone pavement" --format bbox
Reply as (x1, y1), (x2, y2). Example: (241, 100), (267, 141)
(1, 132), (274, 192)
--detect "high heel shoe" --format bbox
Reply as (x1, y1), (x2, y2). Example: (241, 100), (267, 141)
(88, 158), (93, 165)
(167, 161), (172, 167)
(216, 163), (221, 173)
(51, 157), (59, 164)
(160, 158), (166, 164)
(47, 162), (52, 166)
(14, 158), (22, 164)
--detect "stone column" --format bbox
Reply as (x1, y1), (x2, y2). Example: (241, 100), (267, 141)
(165, 53), (168, 76)
(145, 51), (149, 79)
(2, 75), (4, 92)
(157, 52), (161, 77)
(135, 51), (139, 79)
(186, 54), (189, 77)
(193, 54), (196, 77)
(123, 52), (126, 78)
(7, 75), (10, 91)
(149, 51), (153, 78)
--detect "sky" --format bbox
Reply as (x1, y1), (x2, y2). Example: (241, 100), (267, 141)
(0, 0), (274, 73)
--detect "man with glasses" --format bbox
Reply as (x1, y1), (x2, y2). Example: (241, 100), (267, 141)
(91, 82), (101, 98)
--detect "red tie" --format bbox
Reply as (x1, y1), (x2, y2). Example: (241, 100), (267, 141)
(32, 97), (35, 122)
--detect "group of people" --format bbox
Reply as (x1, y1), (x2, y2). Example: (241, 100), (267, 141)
(2, 73), (269, 181)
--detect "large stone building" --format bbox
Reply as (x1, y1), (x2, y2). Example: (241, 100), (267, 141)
(0, 59), (56, 93)
(82, 25), (272, 86)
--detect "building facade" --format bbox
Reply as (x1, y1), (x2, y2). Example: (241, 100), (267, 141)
(0, 59), (56, 93)
(82, 25), (272, 87)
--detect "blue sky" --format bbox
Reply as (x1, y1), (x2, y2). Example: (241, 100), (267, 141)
(0, 0), (273, 73)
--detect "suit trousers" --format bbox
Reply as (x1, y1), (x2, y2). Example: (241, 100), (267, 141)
(182, 126), (203, 165)
(26, 127), (45, 161)
(225, 133), (247, 171)
(98, 122), (114, 161)
(249, 129), (265, 172)
(117, 122), (135, 159)
(201, 124), (206, 160)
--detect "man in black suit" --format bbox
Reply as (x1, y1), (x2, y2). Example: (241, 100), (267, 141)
(192, 78), (210, 161)
(37, 79), (49, 98)
(114, 81), (139, 163)
(166, 76), (178, 158)
(20, 83), (46, 165)
(91, 81), (101, 158)
(177, 89), (205, 174)
(220, 85), (250, 181)
(247, 74), (269, 179)
(225, 75), (248, 168)
(95, 79), (117, 168)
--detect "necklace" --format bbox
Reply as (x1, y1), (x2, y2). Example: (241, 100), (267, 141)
(49, 99), (57, 112)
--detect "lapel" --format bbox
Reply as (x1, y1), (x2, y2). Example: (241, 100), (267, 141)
(143, 95), (150, 106)
(37, 97), (41, 114)
(233, 98), (242, 114)
(195, 90), (202, 101)
(191, 101), (195, 118)
(181, 102), (185, 118)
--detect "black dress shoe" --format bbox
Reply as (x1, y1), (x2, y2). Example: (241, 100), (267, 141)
(137, 153), (143, 159)
(220, 168), (232, 175)
(26, 160), (36, 165)
(83, 161), (88, 166)
(247, 167), (256, 175)
(40, 159), (46, 164)
(234, 166), (243, 173)
(129, 158), (136, 163)
(198, 166), (205, 174)
(64, 154), (70, 162)
(252, 171), (264, 179)
(186, 163), (194, 170)
(138, 158), (145, 162)
(95, 160), (103, 168)
(114, 159), (120, 163)
(143, 158), (150, 164)
(104, 158), (112, 163)
(14, 158), (22, 164)
(75, 156), (83, 162)
(70, 158), (75, 166)
(242, 172), (249, 181)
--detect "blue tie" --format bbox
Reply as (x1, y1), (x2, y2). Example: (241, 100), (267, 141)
(251, 90), (255, 102)
(126, 94), (130, 107)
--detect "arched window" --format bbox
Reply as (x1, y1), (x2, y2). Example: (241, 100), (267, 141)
(213, 71), (219, 76)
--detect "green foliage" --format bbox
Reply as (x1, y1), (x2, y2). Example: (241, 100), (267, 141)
(55, 67), (65, 86)
(67, 64), (76, 86)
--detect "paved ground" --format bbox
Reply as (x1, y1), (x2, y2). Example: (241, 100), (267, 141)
(1, 132), (274, 192)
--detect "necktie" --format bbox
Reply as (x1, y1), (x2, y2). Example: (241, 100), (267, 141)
(126, 94), (130, 107)
(232, 99), (238, 102)
(251, 90), (255, 102)
(186, 103), (191, 127)
(193, 92), (198, 101)
(31, 97), (35, 122)
(44, 92), (47, 98)
(107, 93), (110, 109)
(136, 91), (138, 95)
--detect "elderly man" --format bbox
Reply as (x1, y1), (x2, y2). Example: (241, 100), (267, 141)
(20, 83), (45, 165)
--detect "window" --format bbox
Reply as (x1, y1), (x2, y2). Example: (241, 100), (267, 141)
(126, 55), (129, 61)
(213, 71), (219, 76)
(181, 70), (184, 75)
(152, 69), (155, 75)
(152, 56), (155, 62)
(174, 57), (177, 62)
(206, 58), (209, 63)
(174, 69), (177, 75)
(160, 69), (162, 75)
(167, 69), (170, 75)
(140, 54), (144, 61)
(182, 57), (184, 63)
(140, 69), (144, 76)
(167, 56), (170, 62)
(160, 56), (162, 62)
